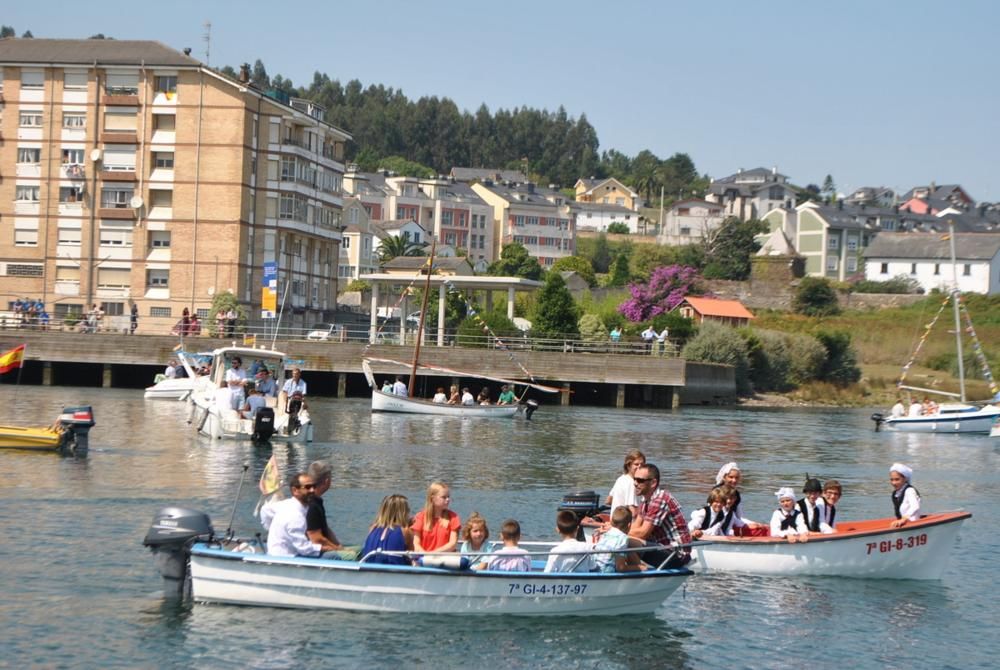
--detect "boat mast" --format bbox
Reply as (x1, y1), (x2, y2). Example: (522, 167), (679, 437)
(948, 220), (966, 402)
(408, 239), (436, 398)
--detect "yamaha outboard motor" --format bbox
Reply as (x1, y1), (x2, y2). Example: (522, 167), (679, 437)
(253, 407), (275, 442)
(558, 490), (604, 541)
(871, 412), (884, 432)
(143, 507), (214, 597)
(523, 399), (540, 421)
(285, 393), (303, 435)
(58, 406), (95, 455)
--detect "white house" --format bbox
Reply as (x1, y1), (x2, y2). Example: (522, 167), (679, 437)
(572, 201), (641, 233)
(658, 199), (725, 245)
(863, 232), (1000, 295)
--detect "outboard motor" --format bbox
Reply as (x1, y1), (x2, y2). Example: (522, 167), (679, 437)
(58, 406), (95, 455)
(523, 399), (540, 421)
(558, 490), (604, 541)
(285, 393), (303, 435)
(143, 507), (214, 597)
(871, 412), (884, 432)
(253, 407), (275, 442)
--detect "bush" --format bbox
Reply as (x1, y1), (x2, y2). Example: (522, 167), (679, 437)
(851, 275), (921, 294)
(785, 332), (828, 385)
(742, 329), (827, 392)
(578, 314), (607, 343)
(607, 222), (630, 234)
(682, 321), (751, 395)
(815, 330), (862, 386)
(531, 272), (580, 337)
(344, 279), (370, 292)
(793, 277), (841, 316)
(209, 291), (246, 337)
(455, 311), (519, 348)
(649, 312), (695, 344)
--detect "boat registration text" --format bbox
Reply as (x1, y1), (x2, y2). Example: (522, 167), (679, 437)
(508, 583), (589, 596)
(866, 533), (927, 555)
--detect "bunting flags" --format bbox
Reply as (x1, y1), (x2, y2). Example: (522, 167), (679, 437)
(0, 344), (25, 374)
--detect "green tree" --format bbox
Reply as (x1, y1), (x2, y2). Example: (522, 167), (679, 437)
(629, 244), (680, 281)
(701, 216), (767, 280)
(815, 330), (862, 385)
(377, 235), (426, 262)
(21, 30), (33, 38)
(607, 222), (630, 234)
(488, 242), (543, 280)
(681, 321), (751, 395)
(376, 155), (435, 178)
(531, 272), (580, 337)
(793, 277), (841, 316)
(456, 311), (518, 348)
(209, 291), (245, 337)
(822, 174), (836, 200)
(0, 26), (15, 38)
(251, 59), (270, 89)
(590, 233), (612, 273)
(607, 252), (631, 287)
(578, 313), (607, 343)
(550, 255), (596, 286)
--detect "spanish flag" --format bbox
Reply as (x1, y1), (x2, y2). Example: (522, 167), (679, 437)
(0, 345), (25, 374)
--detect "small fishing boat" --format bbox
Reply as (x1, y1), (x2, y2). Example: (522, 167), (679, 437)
(690, 511), (969, 579)
(0, 406), (96, 455)
(143, 507), (691, 616)
(185, 346), (313, 442)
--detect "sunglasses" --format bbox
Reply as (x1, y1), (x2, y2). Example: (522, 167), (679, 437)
(633, 477), (653, 484)
(295, 484), (316, 490)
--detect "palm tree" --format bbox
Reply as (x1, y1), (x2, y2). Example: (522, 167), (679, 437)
(377, 235), (426, 263)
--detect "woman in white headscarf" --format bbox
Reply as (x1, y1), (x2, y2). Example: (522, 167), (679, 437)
(714, 462), (767, 536)
(889, 463), (921, 527)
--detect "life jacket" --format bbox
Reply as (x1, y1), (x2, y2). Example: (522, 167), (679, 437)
(797, 499), (820, 532)
(700, 506), (730, 533)
(778, 508), (801, 531)
(891, 483), (921, 519)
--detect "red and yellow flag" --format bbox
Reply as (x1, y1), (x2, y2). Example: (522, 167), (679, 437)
(0, 345), (25, 374)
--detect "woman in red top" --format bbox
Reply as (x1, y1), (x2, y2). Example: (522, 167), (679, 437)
(411, 482), (461, 553)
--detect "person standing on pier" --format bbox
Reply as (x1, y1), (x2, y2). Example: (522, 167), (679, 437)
(129, 303), (138, 335)
(641, 326), (656, 354)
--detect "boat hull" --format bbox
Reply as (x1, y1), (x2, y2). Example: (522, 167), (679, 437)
(188, 397), (313, 442)
(0, 425), (65, 450)
(882, 405), (1000, 433)
(144, 378), (194, 401)
(691, 512), (969, 579)
(372, 390), (519, 417)
(189, 545), (690, 615)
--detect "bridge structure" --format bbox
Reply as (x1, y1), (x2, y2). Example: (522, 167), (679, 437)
(0, 331), (735, 408)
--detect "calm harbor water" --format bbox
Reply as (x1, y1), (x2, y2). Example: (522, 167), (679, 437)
(1, 387), (998, 669)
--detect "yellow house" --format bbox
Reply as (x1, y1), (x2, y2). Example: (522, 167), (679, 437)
(574, 177), (641, 212)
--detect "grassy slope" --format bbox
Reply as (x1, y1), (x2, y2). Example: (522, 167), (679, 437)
(750, 294), (1000, 406)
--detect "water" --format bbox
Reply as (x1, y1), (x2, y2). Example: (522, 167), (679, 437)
(1, 387), (998, 669)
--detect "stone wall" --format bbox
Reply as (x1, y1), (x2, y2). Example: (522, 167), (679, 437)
(680, 361), (736, 405)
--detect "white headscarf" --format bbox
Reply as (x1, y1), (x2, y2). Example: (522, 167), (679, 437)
(716, 462), (740, 485)
(890, 462), (913, 482)
(774, 487), (796, 501)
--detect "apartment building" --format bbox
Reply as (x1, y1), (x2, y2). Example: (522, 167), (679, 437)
(0, 38), (350, 329)
(705, 167), (797, 221)
(471, 180), (576, 266)
(339, 197), (377, 280)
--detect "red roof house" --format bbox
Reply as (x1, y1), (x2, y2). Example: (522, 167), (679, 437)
(678, 297), (755, 328)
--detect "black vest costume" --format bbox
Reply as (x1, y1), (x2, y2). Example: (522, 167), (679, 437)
(797, 499), (820, 532)
(700, 506), (731, 533)
(778, 509), (801, 531)
(892, 483), (920, 519)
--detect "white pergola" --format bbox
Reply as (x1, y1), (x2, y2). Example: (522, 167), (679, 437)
(358, 273), (544, 345)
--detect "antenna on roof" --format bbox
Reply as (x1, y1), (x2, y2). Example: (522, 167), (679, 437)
(202, 20), (211, 65)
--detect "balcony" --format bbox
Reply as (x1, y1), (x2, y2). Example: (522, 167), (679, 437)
(98, 206), (136, 220)
(102, 87), (140, 106)
(101, 168), (137, 182)
(101, 131), (138, 144)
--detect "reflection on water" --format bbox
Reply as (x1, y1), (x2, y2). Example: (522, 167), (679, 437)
(0, 388), (997, 668)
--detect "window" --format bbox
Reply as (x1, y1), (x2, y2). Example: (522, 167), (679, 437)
(19, 111), (43, 127)
(910, 263), (917, 275)
(196, 309), (210, 319)
(150, 306), (171, 317)
(101, 188), (134, 208)
(149, 190), (173, 209)
(104, 109), (138, 132)
(827, 236), (839, 250)
(58, 227), (81, 245)
(847, 237), (859, 252)
(153, 152), (174, 169)
(63, 113), (86, 128)
(16, 185), (40, 202)
(441, 211), (453, 226)
(15, 230), (38, 246)
(7, 263), (44, 277)
(97, 270), (130, 289)
(62, 148), (85, 164)
(881, 263), (889, 274)
(616, 197), (625, 206)
(17, 148), (41, 164)
(826, 256), (839, 271)
(154, 76), (177, 94)
(100, 302), (126, 316)
(847, 257), (857, 273)
(64, 71), (88, 90)
(55, 268), (81, 285)
(680, 226), (691, 236)
(21, 70), (44, 89)
(342, 237), (351, 249)
(100, 221), (134, 247)
(963, 264), (971, 276)
(59, 186), (84, 203)
(149, 231), (171, 248)
(934, 264), (940, 276)
(146, 270), (169, 287)
(153, 115), (175, 131)
(105, 73), (139, 96)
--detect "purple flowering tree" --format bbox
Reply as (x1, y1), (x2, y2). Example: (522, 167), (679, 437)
(618, 265), (700, 322)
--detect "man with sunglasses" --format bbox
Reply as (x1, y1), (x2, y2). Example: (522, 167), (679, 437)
(629, 463), (692, 569)
(266, 473), (323, 557)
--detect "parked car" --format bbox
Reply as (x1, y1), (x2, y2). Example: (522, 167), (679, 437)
(306, 323), (343, 341)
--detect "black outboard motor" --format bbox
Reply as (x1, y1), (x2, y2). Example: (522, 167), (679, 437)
(871, 412), (884, 432)
(57, 406), (95, 455)
(558, 490), (604, 541)
(253, 407), (275, 442)
(523, 399), (539, 421)
(143, 507), (214, 597)
(285, 393), (303, 435)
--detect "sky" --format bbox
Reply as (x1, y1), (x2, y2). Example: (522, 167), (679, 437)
(4, 0), (998, 200)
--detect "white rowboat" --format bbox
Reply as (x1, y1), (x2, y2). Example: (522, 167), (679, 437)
(690, 511), (969, 579)
(371, 387), (520, 417)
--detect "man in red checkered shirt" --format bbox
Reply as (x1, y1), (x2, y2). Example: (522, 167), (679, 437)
(630, 463), (692, 569)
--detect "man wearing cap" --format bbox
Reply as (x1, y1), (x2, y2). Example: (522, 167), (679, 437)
(497, 385), (516, 405)
(629, 463), (692, 568)
(889, 463), (921, 528)
(304, 461), (357, 560)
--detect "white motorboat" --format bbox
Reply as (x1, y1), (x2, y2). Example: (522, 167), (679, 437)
(690, 511), (970, 580)
(144, 376), (195, 401)
(185, 346), (313, 442)
(879, 403), (1000, 434)
(143, 507), (691, 616)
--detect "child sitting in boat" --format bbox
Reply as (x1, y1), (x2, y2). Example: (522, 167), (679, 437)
(360, 494), (414, 565)
(411, 482), (461, 553)
(460, 512), (491, 564)
(889, 463), (921, 528)
(816, 480), (841, 532)
(714, 463), (767, 536)
(770, 487), (808, 542)
(475, 519), (530, 572)
(797, 477), (827, 534)
(689, 486), (736, 538)
(544, 510), (595, 573)
(594, 507), (644, 573)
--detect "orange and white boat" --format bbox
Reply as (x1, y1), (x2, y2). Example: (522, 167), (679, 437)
(690, 511), (970, 580)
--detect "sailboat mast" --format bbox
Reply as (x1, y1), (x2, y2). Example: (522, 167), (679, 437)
(948, 220), (966, 402)
(408, 239), (436, 398)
